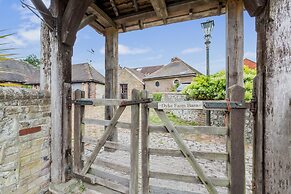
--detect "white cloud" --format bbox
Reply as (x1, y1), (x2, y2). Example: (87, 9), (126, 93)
(100, 44), (150, 55)
(181, 47), (203, 55)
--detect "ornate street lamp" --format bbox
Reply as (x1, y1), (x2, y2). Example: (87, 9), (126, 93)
(201, 19), (214, 126)
(201, 19), (215, 76)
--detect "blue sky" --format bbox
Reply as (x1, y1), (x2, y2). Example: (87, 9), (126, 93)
(0, 0), (257, 75)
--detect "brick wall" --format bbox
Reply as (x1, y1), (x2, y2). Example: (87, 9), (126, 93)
(0, 87), (51, 193)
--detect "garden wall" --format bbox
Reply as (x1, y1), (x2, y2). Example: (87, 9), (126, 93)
(161, 93), (254, 142)
(0, 87), (51, 193)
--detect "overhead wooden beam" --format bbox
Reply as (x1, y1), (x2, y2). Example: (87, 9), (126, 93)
(89, 3), (117, 28)
(110, 0), (119, 16)
(31, 0), (54, 29)
(62, 0), (92, 46)
(150, 0), (168, 22)
(78, 14), (96, 31)
(89, 21), (105, 35)
(243, 0), (267, 16)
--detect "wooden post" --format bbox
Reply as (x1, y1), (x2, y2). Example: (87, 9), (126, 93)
(73, 90), (85, 173)
(105, 27), (119, 142)
(141, 90), (150, 194)
(255, 1), (291, 193)
(40, 22), (51, 91)
(226, 0), (244, 91)
(227, 85), (246, 194)
(130, 89), (140, 194)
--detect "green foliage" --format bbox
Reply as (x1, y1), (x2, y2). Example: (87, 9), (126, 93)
(170, 83), (180, 92)
(182, 66), (256, 102)
(0, 31), (16, 61)
(22, 54), (41, 68)
(152, 93), (162, 101)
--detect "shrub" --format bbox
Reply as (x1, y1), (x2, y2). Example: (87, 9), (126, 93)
(152, 93), (162, 101)
(182, 66), (256, 102)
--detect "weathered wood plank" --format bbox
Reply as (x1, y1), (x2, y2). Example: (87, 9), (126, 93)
(150, 186), (202, 194)
(83, 118), (132, 129)
(130, 89), (140, 194)
(89, 3), (117, 28)
(149, 171), (229, 187)
(243, 0), (267, 16)
(82, 138), (130, 152)
(105, 27), (119, 143)
(110, 0), (119, 16)
(149, 148), (228, 161)
(89, 165), (129, 187)
(74, 173), (129, 194)
(149, 125), (228, 135)
(81, 106), (126, 175)
(141, 90), (150, 194)
(150, 0), (168, 22)
(155, 109), (218, 194)
(61, 0), (92, 45)
(227, 85), (246, 194)
(73, 90), (82, 173)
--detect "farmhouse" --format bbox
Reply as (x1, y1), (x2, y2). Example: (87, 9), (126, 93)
(72, 63), (105, 99)
(144, 57), (202, 92)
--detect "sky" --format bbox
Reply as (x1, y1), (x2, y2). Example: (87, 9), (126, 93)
(0, 0), (257, 75)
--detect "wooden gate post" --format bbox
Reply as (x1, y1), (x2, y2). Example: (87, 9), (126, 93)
(73, 90), (85, 173)
(141, 90), (150, 194)
(105, 27), (119, 142)
(130, 89), (140, 194)
(227, 85), (246, 194)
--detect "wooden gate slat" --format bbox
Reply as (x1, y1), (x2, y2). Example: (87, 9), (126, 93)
(154, 109), (218, 194)
(81, 106), (126, 175)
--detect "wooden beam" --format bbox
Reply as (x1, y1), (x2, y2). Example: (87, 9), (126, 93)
(62, 0), (92, 46)
(226, 0), (244, 88)
(89, 21), (105, 35)
(89, 3), (117, 28)
(227, 85), (246, 194)
(78, 14), (96, 31)
(243, 0), (267, 16)
(105, 27), (119, 142)
(31, 0), (54, 29)
(150, 0), (168, 22)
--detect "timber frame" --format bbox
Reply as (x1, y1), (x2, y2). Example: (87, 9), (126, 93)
(34, 1), (291, 194)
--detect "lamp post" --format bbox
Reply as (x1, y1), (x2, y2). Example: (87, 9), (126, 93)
(201, 19), (214, 126)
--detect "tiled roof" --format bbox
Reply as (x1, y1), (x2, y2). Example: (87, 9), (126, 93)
(72, 63), (105, 84)
(0, 59), (39, 84)
(132, 65), (164, 76)
(244, 58), (256, 69)
(144, 57), (202, 80)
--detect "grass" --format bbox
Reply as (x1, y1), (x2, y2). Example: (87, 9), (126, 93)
(149, 109), (196, 126)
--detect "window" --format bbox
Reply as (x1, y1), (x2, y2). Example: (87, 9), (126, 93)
(173, 79), (180, 85)
(155, 81), (160, 87)
(120, 84), (128, 99)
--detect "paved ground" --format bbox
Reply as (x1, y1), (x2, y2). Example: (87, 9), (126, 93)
(81, 106), (253, 194)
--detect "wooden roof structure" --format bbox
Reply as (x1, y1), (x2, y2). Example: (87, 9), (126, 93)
(86, 0), (226, 34)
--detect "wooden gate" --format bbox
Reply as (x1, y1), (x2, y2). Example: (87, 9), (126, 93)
(72, 89), (151, 194)
(141, 85), (246, 194)
(72, 86), (246, 194)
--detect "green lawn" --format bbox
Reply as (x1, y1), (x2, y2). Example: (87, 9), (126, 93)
(149, 109), (196, 126)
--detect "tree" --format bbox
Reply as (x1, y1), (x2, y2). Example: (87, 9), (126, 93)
(0, 31), (15, 61)
(22, 54), (41, 68)
(182, 66), (256, 102)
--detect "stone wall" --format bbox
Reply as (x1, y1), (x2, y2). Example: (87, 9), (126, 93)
(161, 93), (254, 142)
(0, 87), (51, 193)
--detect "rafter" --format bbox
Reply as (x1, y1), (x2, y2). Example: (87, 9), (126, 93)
(31, 0), (54, 29)
(132, 0), (139, 11)
(150, 0), (168, 22)
(88, 3), (117, 28)
(61, 0), (92, 46)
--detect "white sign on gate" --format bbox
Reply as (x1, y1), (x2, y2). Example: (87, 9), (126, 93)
(158, 101), (204, 110)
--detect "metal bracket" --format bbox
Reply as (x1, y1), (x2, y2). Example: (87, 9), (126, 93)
(250, 97), (257, 115)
